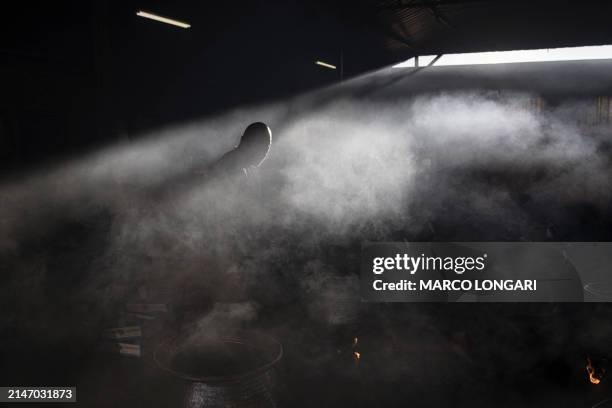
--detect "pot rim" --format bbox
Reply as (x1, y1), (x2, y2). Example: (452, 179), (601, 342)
(154, 332), (283, 384)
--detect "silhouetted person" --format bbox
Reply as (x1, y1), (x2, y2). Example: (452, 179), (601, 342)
(211, 122), (272, 177)
(173, 122), (273, 330)
(149, 122), (272, 200)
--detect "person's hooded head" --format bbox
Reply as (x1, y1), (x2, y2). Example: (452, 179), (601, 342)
(235, 122), (272, 168)
(213, 122), (272, 176)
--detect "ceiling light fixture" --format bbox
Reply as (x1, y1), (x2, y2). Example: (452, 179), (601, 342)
(316, 60), (337, 70)
(136, 10), (191, 29)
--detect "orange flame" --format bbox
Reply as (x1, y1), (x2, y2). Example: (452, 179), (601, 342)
(587, 357), (602, 385)
(352, 337), (360, 364)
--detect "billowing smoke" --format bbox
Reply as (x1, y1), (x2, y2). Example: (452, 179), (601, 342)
(1, 71), (612, 400)
(1, 88), (609, 246)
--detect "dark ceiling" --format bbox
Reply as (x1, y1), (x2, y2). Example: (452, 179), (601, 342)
(2, 0), (612, 172)
(373, 0), (612, 54)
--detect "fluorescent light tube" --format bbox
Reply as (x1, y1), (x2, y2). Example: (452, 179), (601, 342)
(316, 60), (337, 70)
(136, 11), (191, 29)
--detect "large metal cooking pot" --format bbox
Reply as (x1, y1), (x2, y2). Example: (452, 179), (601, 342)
(154, 332), (283, 408)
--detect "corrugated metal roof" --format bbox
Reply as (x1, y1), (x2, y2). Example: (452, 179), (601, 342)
(368, 0), (612, 59)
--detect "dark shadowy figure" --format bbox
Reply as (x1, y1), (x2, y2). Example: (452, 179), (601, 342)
(148, 122), (272, 200)
(210, 122), (272, 177)
(173, 122), (273, 332)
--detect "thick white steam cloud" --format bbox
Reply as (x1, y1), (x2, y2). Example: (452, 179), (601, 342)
(1, 80), (611, 332)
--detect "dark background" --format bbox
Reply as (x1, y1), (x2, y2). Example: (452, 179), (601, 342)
(3, 0), (612, 173)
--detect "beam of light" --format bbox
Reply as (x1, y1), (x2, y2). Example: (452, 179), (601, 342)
(316, 60), (337, 70)
(392, 45), (612, 68)
(136, 11), (191, 29)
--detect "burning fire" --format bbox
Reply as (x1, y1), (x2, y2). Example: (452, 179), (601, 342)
(587, 357), (602, 385)
(352, 337), (361, 364)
